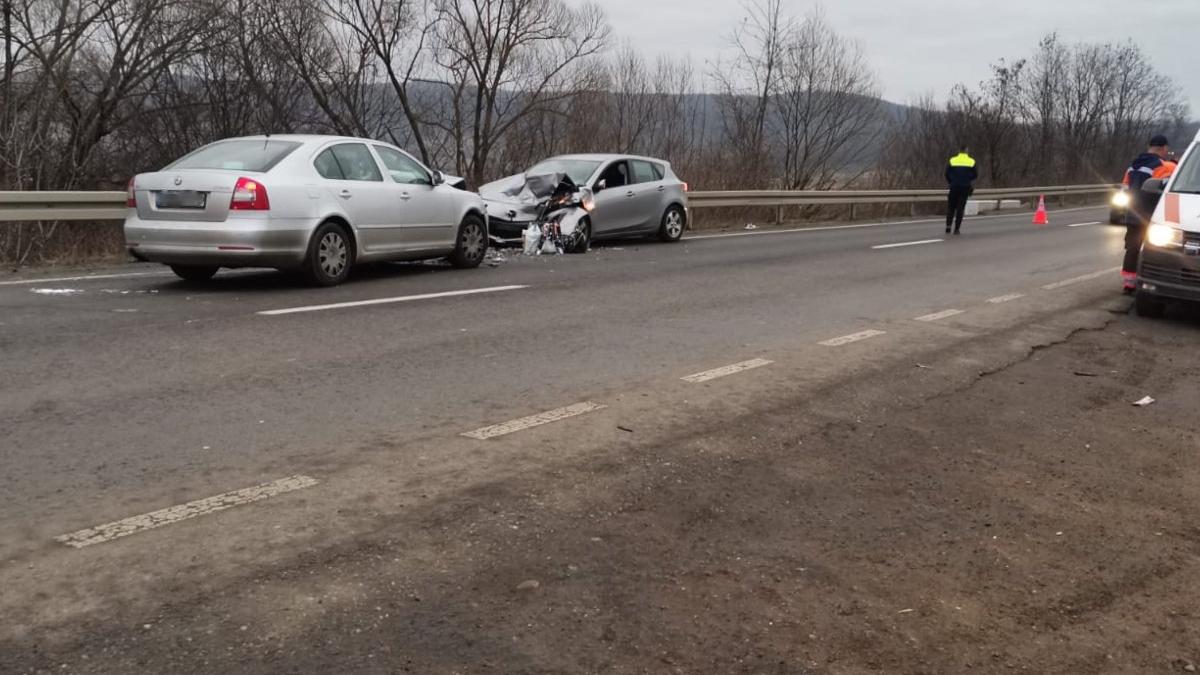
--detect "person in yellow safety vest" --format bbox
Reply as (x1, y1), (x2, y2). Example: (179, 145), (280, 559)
(945, 146), (979, 235)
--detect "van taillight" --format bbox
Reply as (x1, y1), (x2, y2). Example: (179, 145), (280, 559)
(126, 178), (137, 207)
(230, 177), (270, 211)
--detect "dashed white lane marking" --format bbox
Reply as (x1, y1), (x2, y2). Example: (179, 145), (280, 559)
(872, 238), (943, 250)
(987, 293), (1026, 304)
(684, 206), (1106, 241)
(914, 309), (965, 322)
(55, 475), (319, 548)
(259, 285), (529, 316)
(0, 271), (166, 286)
(1041, 267), (1120, 290)
(820, 329), (886, 347)
(462, 402), (606, 440)
(682, 358), (774, 383)
(1067, 221), (1102, 228)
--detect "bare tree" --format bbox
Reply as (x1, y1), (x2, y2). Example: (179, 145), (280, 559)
(772, 9), (880, 190)
(432, 0), (609, 186)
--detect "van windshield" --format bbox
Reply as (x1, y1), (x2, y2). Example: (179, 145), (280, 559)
(1171, 146), (1200, 194)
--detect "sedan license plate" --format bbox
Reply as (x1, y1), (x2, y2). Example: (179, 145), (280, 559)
(155, 190), (207, 210)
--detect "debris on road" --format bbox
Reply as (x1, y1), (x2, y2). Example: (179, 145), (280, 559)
(745, 223), (758, 230)
(1073, 371), (1099, 377)
(516, 580), (540, 591)
(486, 250), (508, 267)
(617, 426), (635, 433)
(1133, 396), (1156, 407)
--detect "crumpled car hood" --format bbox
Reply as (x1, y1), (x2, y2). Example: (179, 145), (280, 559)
(479, 173), (544, 223)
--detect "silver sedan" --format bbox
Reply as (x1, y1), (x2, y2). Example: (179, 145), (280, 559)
(479, 154), (690, 250)
(124, 135), (489, 286)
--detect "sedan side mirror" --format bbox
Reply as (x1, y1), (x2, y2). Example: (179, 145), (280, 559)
(1142, 178), (1165, 195)
(430, 170), (446, 186)
(595, 179), (607, 192)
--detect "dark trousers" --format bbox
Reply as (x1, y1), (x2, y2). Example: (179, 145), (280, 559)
(1123, 224), (1145, 274)
(946, 186), (971, 231)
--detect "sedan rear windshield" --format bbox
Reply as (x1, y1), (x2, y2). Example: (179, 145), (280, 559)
(166, 140), (303, 173)
(1170, 146), (1200, 194)
(527, 159), (602, 186)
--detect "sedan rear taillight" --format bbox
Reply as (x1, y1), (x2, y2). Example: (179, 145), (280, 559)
(230, 177), (270, 211)
(681, 182), (689, 192)
(126, 178), (137, 207)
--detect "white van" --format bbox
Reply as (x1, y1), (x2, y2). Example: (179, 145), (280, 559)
(1135, 129), (1200, 317)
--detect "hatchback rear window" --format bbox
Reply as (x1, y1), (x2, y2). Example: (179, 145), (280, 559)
(166, 140), (303, 172)
(1170, 145), (1200, 194)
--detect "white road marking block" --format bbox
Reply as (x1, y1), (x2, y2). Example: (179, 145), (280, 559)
(258, 285), (529, 316)
(987, 293), (1026, 304)
(914, 309), (965, 322)
(1067, 221), (1102, 228)
(462, 402), (607, 440)
(820, 329), (886, 347)
(681, 358), (774, 383)
(54, 475), (319, 549)
(1041, 267), (1120, 290)
(872, 239), (943, 250)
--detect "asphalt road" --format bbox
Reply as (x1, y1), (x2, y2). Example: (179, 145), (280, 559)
(0, 205), (1134, 671)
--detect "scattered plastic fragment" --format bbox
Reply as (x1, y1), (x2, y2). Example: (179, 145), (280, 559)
(1133, 396), (1155, 407)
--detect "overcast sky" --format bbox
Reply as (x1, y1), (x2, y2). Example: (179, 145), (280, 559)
(602, 0), (1200, 115)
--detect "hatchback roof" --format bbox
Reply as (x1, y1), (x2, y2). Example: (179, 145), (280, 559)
(545, 153), (669, 164)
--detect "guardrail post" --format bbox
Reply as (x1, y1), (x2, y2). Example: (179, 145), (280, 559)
(849, 203), (857, 221)
(775, 206), (784, 224)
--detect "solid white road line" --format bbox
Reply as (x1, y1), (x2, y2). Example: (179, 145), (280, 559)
(1041, 267), (1120, 290)
(0, 271), (166, 287)
(914, 309), (965, 322)
(1067, 221), (1102, 228)
(462, 402), (607, 440)
(681, 358), (773, 383)
(55, 475), (319, 548)
(987, 293), (1026, 304)
(683, 206), (1106, 241)
(258, 285), (529, 316)
(820, 329), (886, 347)
(873, 239), (943, 250)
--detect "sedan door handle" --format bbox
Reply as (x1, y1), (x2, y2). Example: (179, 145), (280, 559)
(339, 189), (352, 200)
(400, 192), (412, 201)
(625, 191), (635, 198)
(657, 185), (665, 192)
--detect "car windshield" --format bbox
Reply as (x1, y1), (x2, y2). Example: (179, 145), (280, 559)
(166, 140), (302, 172)
(1170, 146), (1200, 194)
(526, 159), (602, 186)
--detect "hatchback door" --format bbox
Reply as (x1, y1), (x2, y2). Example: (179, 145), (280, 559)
(313, 143), (399, 253)
(372, 144), (457, 252)
(628, 160), (669, 231)
(591, 160), (640, 235)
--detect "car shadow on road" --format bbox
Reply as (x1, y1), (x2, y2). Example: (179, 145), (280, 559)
(155, 261), (457, 294)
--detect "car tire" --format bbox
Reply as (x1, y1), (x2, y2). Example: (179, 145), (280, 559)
(568, 217), (591, 254)
(169, 264), (218, 283)
(658, 205), (686, 242)
(449, 213), (487, 269)
(302, 221), (353, 287)
(1134, 292), (1166, 319)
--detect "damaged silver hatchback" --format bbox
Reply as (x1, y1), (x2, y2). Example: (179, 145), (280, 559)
(479, 154), (689, 251)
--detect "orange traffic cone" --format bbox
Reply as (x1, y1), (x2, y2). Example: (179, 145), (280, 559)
(1032, 195), (1049, 226)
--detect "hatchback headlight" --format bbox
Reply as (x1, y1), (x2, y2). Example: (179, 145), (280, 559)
(1147, 223), (1183, 248)
(1111, 191), (1130, 208)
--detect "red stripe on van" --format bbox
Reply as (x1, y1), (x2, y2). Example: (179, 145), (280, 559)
(1164, 193), (1180, 224)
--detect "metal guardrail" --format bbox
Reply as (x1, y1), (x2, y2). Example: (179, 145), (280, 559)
(0, 185), (1115, 221)
(687, 184), (1114, 208)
